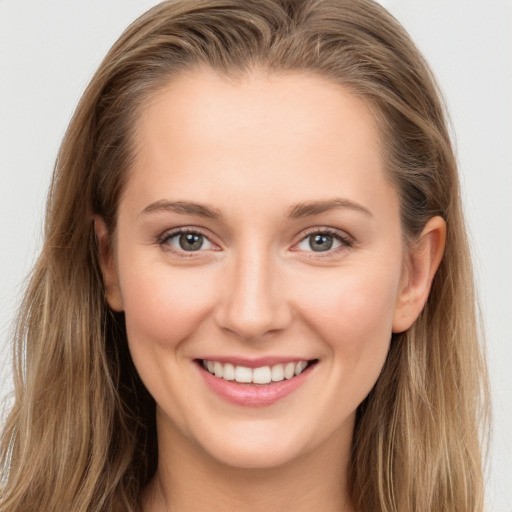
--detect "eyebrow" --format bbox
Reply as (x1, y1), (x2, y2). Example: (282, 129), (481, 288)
(287, 198), (373, 218)
(140, 197), (372, 220)
(140, 200), (222, 219)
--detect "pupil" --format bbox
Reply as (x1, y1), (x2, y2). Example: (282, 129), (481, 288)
(310, 234), (333, 252)
(179, 233), (203, 251)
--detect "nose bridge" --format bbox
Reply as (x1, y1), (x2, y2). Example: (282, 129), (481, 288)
(217, 240), (290, 340)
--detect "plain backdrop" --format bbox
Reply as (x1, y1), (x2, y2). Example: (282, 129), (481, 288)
(1, 0), (511, 509)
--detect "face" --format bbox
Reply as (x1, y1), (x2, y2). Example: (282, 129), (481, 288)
(99, 68), (425, 469)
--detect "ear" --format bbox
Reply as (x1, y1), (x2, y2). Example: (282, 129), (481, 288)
(392, 216), (446, 333)
(94, 216), (124, 312)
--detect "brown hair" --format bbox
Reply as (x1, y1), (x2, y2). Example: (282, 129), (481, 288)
(0, 1), (489, 511)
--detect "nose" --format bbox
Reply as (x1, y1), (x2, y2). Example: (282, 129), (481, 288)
(214, 247), (292, 342)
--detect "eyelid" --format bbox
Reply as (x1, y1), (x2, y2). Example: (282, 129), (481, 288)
(158, 226), (220, 254)
(291, 227), (354, 253)
(156, 225), (354, 257)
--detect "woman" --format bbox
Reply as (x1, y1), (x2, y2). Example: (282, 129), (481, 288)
(0, 0), (489, 511)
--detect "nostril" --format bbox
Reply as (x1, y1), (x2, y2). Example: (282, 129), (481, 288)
(215, 299), (293, 342)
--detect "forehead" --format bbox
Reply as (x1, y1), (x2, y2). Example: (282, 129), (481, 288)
(122, 67), (396, 220)
(137, 67), (383, 157)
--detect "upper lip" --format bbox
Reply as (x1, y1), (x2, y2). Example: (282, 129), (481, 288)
(196, 356), (316, 368)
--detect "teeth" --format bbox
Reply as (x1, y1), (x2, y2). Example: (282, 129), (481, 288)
(295, 361), (308, 376)
(234, 366), (252, 383)
(253, 366), (271, 384)
(284, 362), (296, 380)
(202, 360), (311, 384)
(213, 361), (224, 378)
(271, 364), (284, 382)
(223, 363), (235, 381)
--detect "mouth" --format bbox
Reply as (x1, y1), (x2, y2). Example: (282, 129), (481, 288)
(196, 357), (318, 406)
(197, 358), (318, 385)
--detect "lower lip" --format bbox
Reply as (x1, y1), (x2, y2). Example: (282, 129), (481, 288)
(197, 362), (315, 407)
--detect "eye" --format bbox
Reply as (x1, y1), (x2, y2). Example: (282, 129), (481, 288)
(295, 230), (352, 253)
(161, 230), (215, 253)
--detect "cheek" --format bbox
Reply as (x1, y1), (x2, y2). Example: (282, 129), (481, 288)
(117, 258), (220, 418)
(298, 269), (401, 428)
(302, 266), (398, 332)
(294, 265), (400, 376)
(119, 258), (217, 348)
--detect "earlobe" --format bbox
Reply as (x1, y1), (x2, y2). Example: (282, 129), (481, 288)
(93, 216), (124, 312)
(392, 216), (446, 333)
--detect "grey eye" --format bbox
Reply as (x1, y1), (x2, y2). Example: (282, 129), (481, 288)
(296, 232), (343, 253)
(165, 231), (214, 252)
(308, 234), (334, 252)
(178, 233), (205, 251)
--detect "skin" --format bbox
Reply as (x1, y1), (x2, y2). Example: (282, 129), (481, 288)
(97, 67), (445, 512)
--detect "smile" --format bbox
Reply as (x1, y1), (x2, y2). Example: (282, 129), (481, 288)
(197, 358), (318, 406)
(201, 359), (311, 384)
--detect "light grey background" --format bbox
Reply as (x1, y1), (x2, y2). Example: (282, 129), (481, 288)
(1, 1), (511, 509)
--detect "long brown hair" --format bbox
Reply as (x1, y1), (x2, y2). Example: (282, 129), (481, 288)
(0, 1), (489, 510)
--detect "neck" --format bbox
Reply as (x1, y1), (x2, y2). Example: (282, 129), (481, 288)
(143, 410), (356, 512)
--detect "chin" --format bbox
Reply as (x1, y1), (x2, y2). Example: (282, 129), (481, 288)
(202, 437), (307, 470)
(187, 414), (348, 471)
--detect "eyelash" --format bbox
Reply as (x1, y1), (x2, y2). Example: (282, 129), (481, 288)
(157, 227), (354, 257)
(294, 227), (354, 257)
(158, 227), (217, 257)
